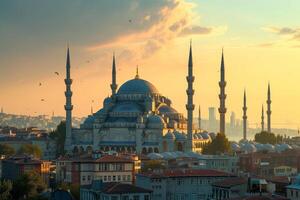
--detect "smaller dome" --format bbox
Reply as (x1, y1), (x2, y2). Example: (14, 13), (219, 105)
(231, 143), (241, 151)
(82, 115), (95, 128)
(209, 132), (217, 139)
(103, 97), (112, 107)
(200, 133), (211, 140)
(241, 143), (257, 153)
(147, 114), (165, 129)
(165, 131), (175, 140)
(174, 131), (187, 140)
(196, 133), (203, 139)
(148, 153), (164, 160)
(113, 103), (142, 113)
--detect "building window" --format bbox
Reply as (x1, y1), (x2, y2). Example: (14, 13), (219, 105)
(133, 195), (140, 200)
(118, 175), (121, 181)
(108, 176), (111, 181)
(113, 176), (116, 181)
(122, 196), (129, 200)
(104, 176), (107, 181)
(123, 175), (126, 181)
(82, 176), (86, 181)
(144, 195), (149, 200)
(127, 175), (131, 181)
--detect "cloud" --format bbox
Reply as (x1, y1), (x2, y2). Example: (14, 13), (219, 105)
(86, 0), (227, 61)
(260, 26), (300, 48)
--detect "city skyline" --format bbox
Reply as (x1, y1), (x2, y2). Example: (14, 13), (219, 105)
(1, 0), (300, 129)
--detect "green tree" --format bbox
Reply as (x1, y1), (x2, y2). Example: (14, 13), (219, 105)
(202, 133), (232, 155)
(18, 144), (42, 158)
(49, 121), (66, 156)
(141, 160), (165, 172)
(0, 179), (13, 200)
(11, 171), (46, 200)
(0, 144), (15, 156)
(254, 131), (283, 144)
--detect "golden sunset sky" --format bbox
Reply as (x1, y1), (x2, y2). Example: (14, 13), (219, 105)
(1, 0), (300, 128)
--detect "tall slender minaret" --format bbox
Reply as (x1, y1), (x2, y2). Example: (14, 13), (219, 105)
(64, 47), (73, 153)
(186, 42), (195, 151)
(110, 53), (117, 96)
(198, 105), (201, 130)
(242, 90), (247, 140)
(261, 104), (265, 132)
(267, 83), (272, 133)
(218, 49), (227, 134)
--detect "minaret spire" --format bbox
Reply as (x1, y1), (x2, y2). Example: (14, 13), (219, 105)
(135, 65), (139, 79)
(267, 83), (272, 133)
(198, 105), (201, 130)
(186, 41), (195, 151)
(261, 104), (265, 131)
(110, 53), (118, 96)
(64, 47), (73, 153)
(242, 90), (247, 140)
(218, 48), (227, 134)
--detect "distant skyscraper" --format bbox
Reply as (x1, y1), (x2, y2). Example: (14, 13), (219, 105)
(64, 48), (73, 153)
(209, 107), (216, 132)
(186, 42), (195, 151)
(230, 112), (236, 129)
(242, 90), (247, 140)
(218, 49), (227, 134)
(261, 104), (265, 132)
(267, 83), (272, 133)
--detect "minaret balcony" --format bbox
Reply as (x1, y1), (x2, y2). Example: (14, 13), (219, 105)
(186, 104), (195, 110)
(186, 76), (195, 82)
(64, 79), (73, 84)
(65, 105), (73, 110)
(219, 81), (227, 87)
(218, 108), (227, 113)
(65, 91), (73, 96)
(186, 89), (194, 95)
(218, 94), (227, 99)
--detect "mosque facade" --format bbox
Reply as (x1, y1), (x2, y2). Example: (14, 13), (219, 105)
(64, 45), (222, 155)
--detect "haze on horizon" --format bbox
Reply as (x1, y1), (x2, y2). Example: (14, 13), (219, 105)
(1, 0), (300, 129)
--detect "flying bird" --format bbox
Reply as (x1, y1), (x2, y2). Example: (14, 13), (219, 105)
(54, 72), (59, 75)
(129, 19), (132, 23)
(41, 99), (45, 102)
(39, 83), (42, 86)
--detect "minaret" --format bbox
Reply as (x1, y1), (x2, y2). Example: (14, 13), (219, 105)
(242, 90), (247, 140)
(64, 47), (73, 153)
(261, 104), (265, 132)
(218, 49), (227, 134)
(267, 83), (272, 133)
(186, 42), (195, 151)
(198, 105), (201, 130)
(110, 53), (117, 96)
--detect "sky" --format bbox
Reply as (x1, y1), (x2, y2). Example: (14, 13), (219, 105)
(1, 0), (300, 129)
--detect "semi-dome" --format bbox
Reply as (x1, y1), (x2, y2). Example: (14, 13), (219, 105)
(241, 143), (257, 153)
(146, 114), (165, 129)
(117, 78), (159, 95)
(157, 104), (178, 114)
(200, 133), (211, 140)
(174, 131), (187, 140)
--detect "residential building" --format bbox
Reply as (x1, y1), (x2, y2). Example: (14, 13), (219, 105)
(56, 153), (141, 186)
(212, 177), (247, 200)
(136, 168), (236, 200)
(80, 181), (152, 200)
(1, 155), (51, 183)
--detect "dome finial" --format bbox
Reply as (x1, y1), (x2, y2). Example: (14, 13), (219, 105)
(135, 65), (139, 79)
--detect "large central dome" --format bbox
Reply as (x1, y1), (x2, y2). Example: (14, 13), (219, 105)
(117, 78), (159, 95)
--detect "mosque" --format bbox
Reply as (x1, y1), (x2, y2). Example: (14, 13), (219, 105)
(63, 44), (223, 155)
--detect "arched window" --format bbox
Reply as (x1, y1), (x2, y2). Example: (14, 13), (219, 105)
(177, 143), (183, 151)
(142, 147), (147, 154)
(154, 147), (159, 153)
(148, 147), (153, 153)
(163, 141), (168, 152)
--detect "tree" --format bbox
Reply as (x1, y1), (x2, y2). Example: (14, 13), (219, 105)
(202, 133), (232, 155)
(57, 183), (79, 200)
(141, 160), (165, 173)
(0, 179), (13, 200)
(11, 171), (46, 200)
(254, 131), (283, 144)
(18, 144), (42, 158)
(49, 121), (66, 156)
(0, 144), (15, 156)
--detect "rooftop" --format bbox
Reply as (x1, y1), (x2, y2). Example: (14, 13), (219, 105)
(138, 168), (233, 178)
(212, 177), (247, 188)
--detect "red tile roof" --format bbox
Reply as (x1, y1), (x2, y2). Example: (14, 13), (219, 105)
(139, 169), (233, 178)
(102, 183), (152, 194)
(212, 177), (247, 188)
